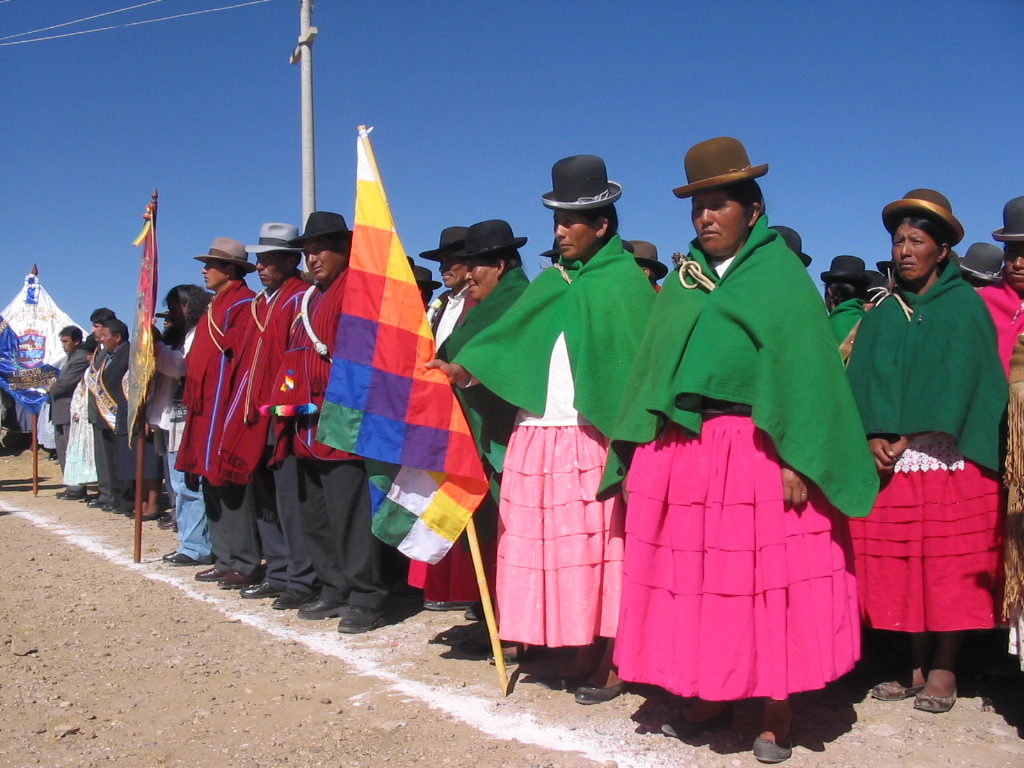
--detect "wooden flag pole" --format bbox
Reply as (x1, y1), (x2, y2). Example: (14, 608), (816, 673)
(464, 517), (510, 695)
(132, 432), (144, 563)
(31, 412), (39, 496)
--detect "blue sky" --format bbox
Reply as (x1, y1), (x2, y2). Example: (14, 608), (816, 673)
(2, 0), (1021, 327)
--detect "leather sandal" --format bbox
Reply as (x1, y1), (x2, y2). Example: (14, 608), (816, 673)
(870, 680), (926, 701)
(913, 689), (957, 713)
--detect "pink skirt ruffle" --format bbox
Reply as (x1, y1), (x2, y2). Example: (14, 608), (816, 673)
(849, 462), (1003, 632)
(614, 416), (860, 701)
(495, 423), (624, 647)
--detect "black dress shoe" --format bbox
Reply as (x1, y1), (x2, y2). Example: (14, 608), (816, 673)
(423, 600), (474, 612)
(86, 498), (107, 509)
(162, 551), (213, 566)
(297, 597), (347, 620)
(574, 681), (628, 705)
(218, 570), (256, 590)
(272, 591), (318, 610)
(337, 605), (385, 634)
(241, 580), (286, 599)
(195, 567), (227, 582)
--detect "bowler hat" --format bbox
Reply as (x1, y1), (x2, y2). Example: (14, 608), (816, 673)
(770, 225), (812, 267)
(195, 237), (256, 273)
(420, 226), (468, 261)
(627, 240), (668, 280)
(959, 242), (1003, 285)
(882, 188), (963, 246)
(875, 260), (893, 274)
(247, 222), (302, 254)
(541, 238), (560, 263)
(290, 211), (350, 246)
(820, 255), (869, 285)
(461, 219), (527, 259)
(673, 137), (768, 199)
(542, 155), (622, 210)
(993, 196), (1024, 242)
(407, 258), (442, 291)
(865, 270), (888, 292)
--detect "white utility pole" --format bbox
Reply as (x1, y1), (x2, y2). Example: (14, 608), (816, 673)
(291, 0), (318, 224)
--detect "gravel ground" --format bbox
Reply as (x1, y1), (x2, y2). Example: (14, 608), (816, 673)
(0, 447), (1021, 768)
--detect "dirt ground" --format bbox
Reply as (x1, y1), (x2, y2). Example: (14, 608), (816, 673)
(1, 447), (1022, 768)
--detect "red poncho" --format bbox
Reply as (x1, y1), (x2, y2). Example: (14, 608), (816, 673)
(175, 280), (255, 480)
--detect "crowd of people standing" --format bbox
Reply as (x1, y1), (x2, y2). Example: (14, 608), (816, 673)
(42, 137), (1023, 763)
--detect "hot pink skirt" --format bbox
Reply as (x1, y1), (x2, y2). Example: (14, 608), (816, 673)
(614, 416), (860, 702)
(849, 462), (1002, 632)
(495, 423), (624, 647)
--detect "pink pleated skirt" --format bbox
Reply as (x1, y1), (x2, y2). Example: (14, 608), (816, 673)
(495, 423), (624, 647)
(849, 462), (1003, 633)
(614, 416), (860, 702)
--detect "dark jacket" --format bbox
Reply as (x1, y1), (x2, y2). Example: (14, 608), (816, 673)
(48, 347), (89, 426)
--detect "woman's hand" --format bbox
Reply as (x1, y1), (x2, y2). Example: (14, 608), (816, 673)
(868, 436), (909, 475)
(781, 467), (808, 509)
(425, 359), (472, 387)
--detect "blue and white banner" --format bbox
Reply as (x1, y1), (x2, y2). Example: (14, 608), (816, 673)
(0, 270), (77, 414)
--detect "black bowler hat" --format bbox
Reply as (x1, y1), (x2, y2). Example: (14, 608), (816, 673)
(420, 226), (468, 261)
(542, 155), (621, 210)
(461, 219), (527, 259)
(993, 196), (1024, 243)
(959, 242), (1003, 285)
(820, 255), (869, 285)
(770, 225), (812, 268)
(407, 258), (442, 291)
(290, 211), (350, 246)
(540, 238), (560, 263)
(875, 259), (893, 273)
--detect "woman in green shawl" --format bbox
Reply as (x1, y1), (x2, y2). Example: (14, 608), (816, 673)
(820, 255), (870, 347)
(610, 138), (877, 764)
(846, 189), (1006, 715)
(431, 155), (655, 705)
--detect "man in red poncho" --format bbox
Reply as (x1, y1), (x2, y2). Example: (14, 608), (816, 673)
(265, 211), (386, 634)
(217, 222), (318, 609)
(175, 237), (257, 588)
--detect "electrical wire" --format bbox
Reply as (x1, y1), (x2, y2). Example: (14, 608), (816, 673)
(0, 0), (169, 42)
(0, 0), (275, 47)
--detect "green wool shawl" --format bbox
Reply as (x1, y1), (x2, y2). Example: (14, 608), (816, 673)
(608, 217), (878, 518)
(828, 298), (865, 343)
(846, 261), (1007, 471)
(454, 235), (656, 440)
(438, 266), (530, 478)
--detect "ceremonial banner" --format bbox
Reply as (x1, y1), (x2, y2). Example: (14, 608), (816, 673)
(126, 193), (159, 442)
(317, 126), (488, 563)
(0, 268), (75, 413)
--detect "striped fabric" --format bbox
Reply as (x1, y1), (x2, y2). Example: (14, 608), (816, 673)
(317, 126), (487, 563)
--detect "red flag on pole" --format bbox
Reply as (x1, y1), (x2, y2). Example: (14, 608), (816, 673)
(126, 190), (159, 443)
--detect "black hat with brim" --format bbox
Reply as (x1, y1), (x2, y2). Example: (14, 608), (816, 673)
(420, 225), (468, 261)
(993, 196), (1024, 242)
(461, 219), (527, 259)
(960, 242), (1004, 283)
(289, 211), (350, 246)
(770, 225), (811, 268)
(821, 255), (869, 285)
(542, 155), (621, 210)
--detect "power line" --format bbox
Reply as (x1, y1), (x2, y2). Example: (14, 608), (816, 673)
(0, 1), (169, 43)
(0, 0), (275, 47)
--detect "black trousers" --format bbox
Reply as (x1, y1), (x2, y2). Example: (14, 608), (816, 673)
(257, 456), (317, 594)
(203, 481), (262, 576)
(94, 426), (130, 511)
(295, 459), (384, 610)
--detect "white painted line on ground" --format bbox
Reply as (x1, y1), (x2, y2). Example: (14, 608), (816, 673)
(1, 502), (685, 768)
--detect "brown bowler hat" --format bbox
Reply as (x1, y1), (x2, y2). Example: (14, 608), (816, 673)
(882, 188), (964, 246)
(672, 137), (768, 199)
